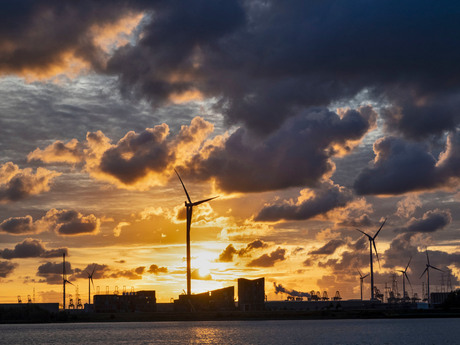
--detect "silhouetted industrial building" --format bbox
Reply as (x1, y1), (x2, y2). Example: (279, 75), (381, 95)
(174, 286), (235, 312)
(430, 292), (450, 305)
(93, 290), (156, 312)
(238, 277), (265, 311)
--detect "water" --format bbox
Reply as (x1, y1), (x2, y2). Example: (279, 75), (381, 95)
(0, 318), (458, 345)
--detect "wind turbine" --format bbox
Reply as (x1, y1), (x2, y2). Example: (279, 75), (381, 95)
(86, 265), (96, 305)
(62, 252), (73, 310)
(356, 218), (386, 301)
(397, 256), (412, 302)
(420, 250), (443, 305)
(357, 269), (369, 301)
(175, 169), (218, 296)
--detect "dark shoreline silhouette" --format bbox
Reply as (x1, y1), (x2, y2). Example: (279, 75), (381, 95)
(1, 305), (460, 324)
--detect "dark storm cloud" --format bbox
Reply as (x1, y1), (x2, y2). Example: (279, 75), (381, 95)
(338, 214), (373, 228)
(309, 239), (345, 255)
(402, 210), (452, 234)
(190, 107), (376, 193)
(0, 261), (17, 278)
(102, 0), (460, 137)
(256, 182), (354, 221)
(44, 209), (100, 235)
(72, 263), (109, 279)
(0, 239), (67, 260)
(0, 0), (150, 75)
(37, 261), (72, 284)
(109, 267), (145, 280)
(0, 162), (60, 203)
(354, 131), (460, 195)
(0, 215), (36, 234)
(247, 247), (286, 267)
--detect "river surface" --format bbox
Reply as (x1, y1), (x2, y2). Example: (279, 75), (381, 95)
(0, 318), (458, 344)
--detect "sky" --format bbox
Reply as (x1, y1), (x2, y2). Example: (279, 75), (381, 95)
(1, 0), (460, 305)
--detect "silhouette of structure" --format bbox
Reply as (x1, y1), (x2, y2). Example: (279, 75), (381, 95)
(94, 290), (156, 313)
(357, 269), (369, 301)
(420, 250), (443, 305)
(62, 252), (73, 310)
(86, 265), (96, 305)
(356, 218), (386, 300)
(175, 169), (217, 296)
(397, 257), (412, 302)
(174, 286), (235, 312)
(238, 278), (265, 311)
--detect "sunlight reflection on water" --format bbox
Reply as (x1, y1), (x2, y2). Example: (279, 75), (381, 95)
(1, 319), (459, 345)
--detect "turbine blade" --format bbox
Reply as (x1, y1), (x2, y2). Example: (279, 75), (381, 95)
(426, 250), (430, 265)
(91, 265), (96, 276)
(174, 169), (192, 204)
(65, 280), (74, 286)
(85, 270), (90, 277)
(90, 277), (95, 289)
(405, 273), (412, 289)
(429, 265), (444, 272)
(420, 267), (428, 279)
(192, 196), (218, 206)
(372, 239), (380, 268)
(356, 228), (371, 239)
(363, 274), (369, 279)
(405, 256), (412, 271)
(357, 268), (362, 277)
(373, 218), (386, 239)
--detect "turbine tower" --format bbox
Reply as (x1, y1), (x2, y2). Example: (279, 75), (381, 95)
(356, 218), (386, 301)
(420, 250), (443, 305)
(86, 265), (96, 305)
(397, 256), (412, 302)
(175, 169), (217, 296)
(62, 252), (73, 310)
(357, 269), (369, 301)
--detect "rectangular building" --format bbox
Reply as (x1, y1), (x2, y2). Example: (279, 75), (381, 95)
(238, 277), (265, 311)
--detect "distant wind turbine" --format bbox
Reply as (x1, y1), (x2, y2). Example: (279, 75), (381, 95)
(420, 250), (443, 305)
(397, 256), (412, 302)
(356, 218), (386, 301)
(86, 265), (96, 305)
(175, 169), (218, 296)
(357, 269), (369, 301)
(62, 252), (73, 310)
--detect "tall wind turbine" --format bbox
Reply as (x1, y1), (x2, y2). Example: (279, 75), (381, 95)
(357, 269), (369, 301)
(420, 250), (443, 305)
(397, 256), (412, 302)
(356, 218), (386, 301)
(175, 169), (218, 296)
(62, 252), (73, 310)
(86, 265), (96, 305)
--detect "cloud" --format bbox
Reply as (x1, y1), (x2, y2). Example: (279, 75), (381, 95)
(37, 261), (72, 285)
(354, 131), (460, 195)
(72, 263), (109, 279)
(0, 261), (17, 278)
(217, 240), (268, 262)
(147, 264), (168, 274)
(217, 244), (237, 262)
(247, 247), (286, 267)
(0, 215), (37, 235)
(396, 195), (422, 219)
(109, 267), (145, 280)
(398, 209), (452, 234)
(189, 107), (376, 193)
(256, 181), (355, 222)
(29, 117), (214, 189)
(113, 222), (130, 237)
(0, 1), (146, 79)
(309, 240), (345, 255)
(0, 162), (60, 203)
(43, 209), (100, 236)
(0, 239), (67, 260)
